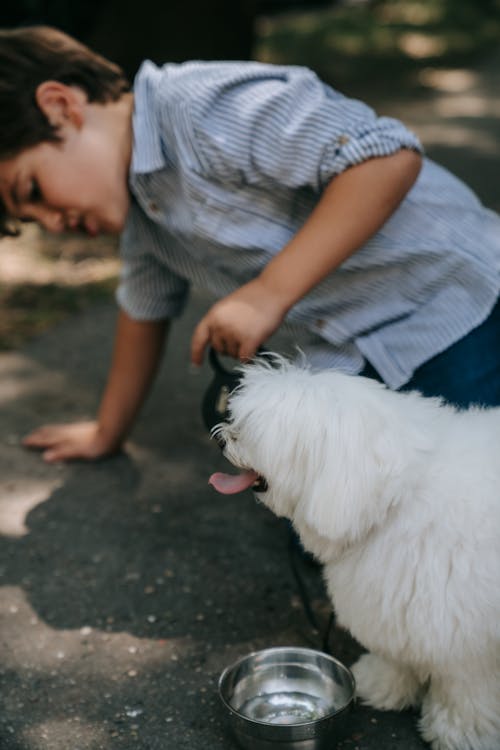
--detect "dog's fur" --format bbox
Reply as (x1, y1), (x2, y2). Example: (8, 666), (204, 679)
(214, 357), (500, 750)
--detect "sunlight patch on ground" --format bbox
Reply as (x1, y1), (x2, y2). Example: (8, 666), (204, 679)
(432, 93), (500, 118)
(398, 31), (447, 59)
(1, 586), (194, 674)
(0, 225), (119, 286)
(21, 720), (110, 750)
(0, 352), (67, 404)
(378, 1), (444, 25)
(413, 122), (498, 154)
(418, 68), (478, 92)
(0, 478), (62, 537)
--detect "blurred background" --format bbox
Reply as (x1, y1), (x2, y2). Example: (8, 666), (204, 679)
(0, 0), (499, 349)
(0, 0), (498, 82)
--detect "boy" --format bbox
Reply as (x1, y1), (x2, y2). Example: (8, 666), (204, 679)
(0, 26), (499, 463)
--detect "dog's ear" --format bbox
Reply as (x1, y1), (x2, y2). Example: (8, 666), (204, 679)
(297, 380), (412, 547)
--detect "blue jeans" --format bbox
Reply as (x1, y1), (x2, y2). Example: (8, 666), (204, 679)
(361, 298), (500, 408)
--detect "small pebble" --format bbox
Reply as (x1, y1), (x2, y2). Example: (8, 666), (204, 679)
(125, 708), (143, 718)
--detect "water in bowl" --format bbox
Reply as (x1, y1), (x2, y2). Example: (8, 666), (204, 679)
(240, 690), (333, 725)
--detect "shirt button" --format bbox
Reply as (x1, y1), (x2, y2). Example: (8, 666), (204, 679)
(337, 135), (350, 145)
(315, 319), (326, 330)
(148, 201), (159, 213)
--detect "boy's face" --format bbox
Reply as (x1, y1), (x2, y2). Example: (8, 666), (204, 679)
(0, 83), (132, 236)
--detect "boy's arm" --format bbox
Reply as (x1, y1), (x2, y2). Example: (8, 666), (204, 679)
(191, 149), (422, 364)
(23, 311), (169, 462)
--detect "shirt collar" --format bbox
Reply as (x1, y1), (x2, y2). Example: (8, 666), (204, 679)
(131, 60), (167, 176)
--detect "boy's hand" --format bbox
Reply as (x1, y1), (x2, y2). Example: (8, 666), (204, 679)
(190, 278), (287, 365)
(22, 421), (121, 463)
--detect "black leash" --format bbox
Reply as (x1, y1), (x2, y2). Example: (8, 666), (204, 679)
(201, 348), (242, 433)
(287, 529), (336, 655)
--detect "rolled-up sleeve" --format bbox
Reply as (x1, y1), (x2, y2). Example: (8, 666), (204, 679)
(184, 63), (423, 192)
(116, 201), (189, 321)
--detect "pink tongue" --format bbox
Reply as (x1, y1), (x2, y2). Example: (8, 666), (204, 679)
(209, 470), (259, 495)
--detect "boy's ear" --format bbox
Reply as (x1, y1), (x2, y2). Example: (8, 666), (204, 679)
(35, 81), (86, 130)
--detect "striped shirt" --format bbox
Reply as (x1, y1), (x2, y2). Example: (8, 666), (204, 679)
(118, 60), (500, 389)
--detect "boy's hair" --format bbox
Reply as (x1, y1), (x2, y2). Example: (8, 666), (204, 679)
(0, 25), (130, 236)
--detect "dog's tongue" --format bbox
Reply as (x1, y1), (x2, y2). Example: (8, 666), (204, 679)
(209, 469), (259, 495)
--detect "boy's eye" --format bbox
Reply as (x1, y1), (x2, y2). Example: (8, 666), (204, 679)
(28, 179), (42, 203)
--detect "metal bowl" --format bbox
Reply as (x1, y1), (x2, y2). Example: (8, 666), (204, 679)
(218, 646), (355, 750)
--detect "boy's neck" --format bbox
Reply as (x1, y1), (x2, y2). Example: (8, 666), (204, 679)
(101, 91), (134, 178)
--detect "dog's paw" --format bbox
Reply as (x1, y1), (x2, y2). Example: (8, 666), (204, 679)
(420, 708), (499, 750)
(352, 653), (423, 711)
(420, 678), (500, 750)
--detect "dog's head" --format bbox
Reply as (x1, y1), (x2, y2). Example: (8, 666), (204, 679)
(209, 356), (428, 548)
(210, 355), (315, 518)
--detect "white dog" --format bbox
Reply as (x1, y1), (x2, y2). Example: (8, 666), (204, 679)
(209, 357), (500, 750)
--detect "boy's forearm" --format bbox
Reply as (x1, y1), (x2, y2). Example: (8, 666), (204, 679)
(259, 149), (422, 312)
(190, 149), (422, 364)
(97, 310), (170, 448)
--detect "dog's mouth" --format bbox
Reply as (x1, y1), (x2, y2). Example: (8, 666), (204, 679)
(209, 468), (268, 495)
